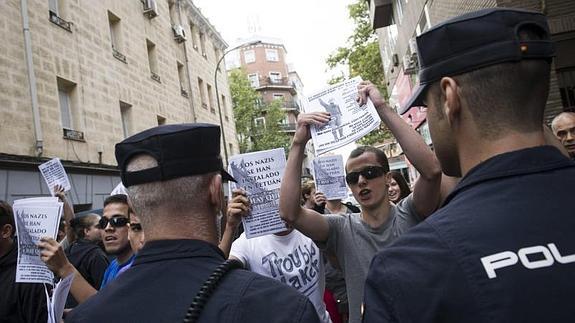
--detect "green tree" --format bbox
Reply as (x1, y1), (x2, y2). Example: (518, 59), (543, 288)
(229, 69), (291, 153)
(326, 0), (391, 146)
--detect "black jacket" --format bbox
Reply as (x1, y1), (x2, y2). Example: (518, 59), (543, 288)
(67, 239), (320, 323)
(0, 242), (48, 323)
(364, 146), (575, 322)
(65, 239), (109, 307)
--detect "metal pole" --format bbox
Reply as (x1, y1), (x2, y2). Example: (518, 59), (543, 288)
(214, 40), (261, 166)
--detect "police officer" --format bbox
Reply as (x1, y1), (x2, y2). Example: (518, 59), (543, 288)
(67, 124), (320, 322)
(363, 8), (575, 322)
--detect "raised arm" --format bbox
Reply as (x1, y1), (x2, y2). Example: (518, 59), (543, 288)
(219, 189), (250, 258)
(357, 81), (442, 218)
(38, 237), (97, 304)
(279, 112), (331, 242)
(53, 185), (75, 243)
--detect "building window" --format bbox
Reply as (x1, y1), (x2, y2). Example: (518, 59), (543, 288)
(248, 73), (259, 87)
(269, 72), (282, 84)
(244, 50), (255, 64)
(189, 21), (199, 50)
(266, 48), (279, 62)
(558, 68), (575, 111)
(207, 84), (215, 114)
(228, 143), (233, 155)
(157, 115), (166, 125)
(57, 77), (77, 130)
(120, 101), (132, 138)
(273, 93), (284, 101)
(199, 31), (207, 58)
(222, 94), (229, 121)
(254, 117), (266, 128)
(177, 61), (188, 97)
(168, 0), (177, 25)
(198, 78), (207, 109)
(48, 0), (71, 31)
(147, 39), (160, 82)
(108, 11), (125, 61)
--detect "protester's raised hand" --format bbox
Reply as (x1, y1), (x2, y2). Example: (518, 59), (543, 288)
(293, 112), (331, 145)
(53, 184), (66, 202)
(357, 80), (389, 110)
(226, 189), (251, 228)
(314, 191), (327, 206)
(38, 237), (74, 278)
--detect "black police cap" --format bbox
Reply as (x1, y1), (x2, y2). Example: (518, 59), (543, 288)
(400, 8), (555, 114)
(115, 123), (236, 187)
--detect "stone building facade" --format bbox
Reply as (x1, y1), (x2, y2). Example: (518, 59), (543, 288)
(0, 0), (237, 208)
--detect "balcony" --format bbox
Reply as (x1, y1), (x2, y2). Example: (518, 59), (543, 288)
(256, 77), (297, 94)
(283, 100), (300, 112)
(112, 48), (127, 63)
(279, 123), (297, 133)
(151, 72), (161, 83)
(49, 11), (72, 32)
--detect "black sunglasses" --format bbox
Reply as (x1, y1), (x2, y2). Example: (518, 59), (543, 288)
(98, 216), (129, 229)
(345, 166), (386, 185)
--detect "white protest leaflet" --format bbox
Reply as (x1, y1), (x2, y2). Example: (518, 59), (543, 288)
(228, 148), (287, 239)
(38, 158), (71, 195)
(46, 272), (74, 323)
(304, 76), (381, 155)
(13, 197), (62, 284)
(312, 155), (347, 200)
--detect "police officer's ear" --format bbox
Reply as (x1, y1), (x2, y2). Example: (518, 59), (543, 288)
(439, 77), (462, 127)
(208, 174), (223, 209)
(1, 224), (13, 239)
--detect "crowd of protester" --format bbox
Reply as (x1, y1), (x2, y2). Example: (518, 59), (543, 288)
(1, 7), (574, 323)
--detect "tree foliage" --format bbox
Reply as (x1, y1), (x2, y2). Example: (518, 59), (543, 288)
(229, 69), (291, 154)
(326, 0), (391, 146)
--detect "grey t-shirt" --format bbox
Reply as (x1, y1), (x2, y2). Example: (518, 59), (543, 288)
(322, 194), (421, 323)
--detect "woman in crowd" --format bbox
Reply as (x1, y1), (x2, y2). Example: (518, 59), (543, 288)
(388, 171), (411, 204)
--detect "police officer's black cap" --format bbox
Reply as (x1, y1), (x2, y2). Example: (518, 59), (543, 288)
(400, 8), (555, 114)
(115, 123), (236, 187)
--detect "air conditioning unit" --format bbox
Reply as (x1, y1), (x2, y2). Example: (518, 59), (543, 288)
(392, 53), (399, 67)
(143, 0), (158, 19)
(403, 54), (418, 75)
(172, 24), (186, 43)
(408, 37), (418, 54)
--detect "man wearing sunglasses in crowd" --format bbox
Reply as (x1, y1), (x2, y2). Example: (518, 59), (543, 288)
(99, 194), (135, 288)
(279, 81), (442, 323)
(38, 194), (138, 308)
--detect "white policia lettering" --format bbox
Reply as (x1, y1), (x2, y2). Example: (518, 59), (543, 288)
(481, 243), (575, 279)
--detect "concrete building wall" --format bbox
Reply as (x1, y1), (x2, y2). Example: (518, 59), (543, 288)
(0, 0), (238, 207)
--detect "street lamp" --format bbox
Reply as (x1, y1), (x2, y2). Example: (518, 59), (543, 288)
(214, 40), (262, 166)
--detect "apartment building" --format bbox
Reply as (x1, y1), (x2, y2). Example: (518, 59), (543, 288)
(368, 0), (575, 181)
(232, 36), (302, 135)
(0, 0), (237, 208)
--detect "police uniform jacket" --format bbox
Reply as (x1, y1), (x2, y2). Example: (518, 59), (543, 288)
(363, 146), (575, 322)
(67, 239), (320, 323)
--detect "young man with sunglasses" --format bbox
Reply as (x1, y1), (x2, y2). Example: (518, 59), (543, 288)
(99, 194), (135, 288)
(279, 83), (442, 323)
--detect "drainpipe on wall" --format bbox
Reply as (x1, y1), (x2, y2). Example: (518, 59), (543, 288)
(21, 0), (44, 156)
(177, 0), (197, 123)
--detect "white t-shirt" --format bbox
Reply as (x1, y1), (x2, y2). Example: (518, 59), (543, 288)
(230, 230), (332, 323)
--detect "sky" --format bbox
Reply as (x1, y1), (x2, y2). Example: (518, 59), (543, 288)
(192, 0), (356, 94)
